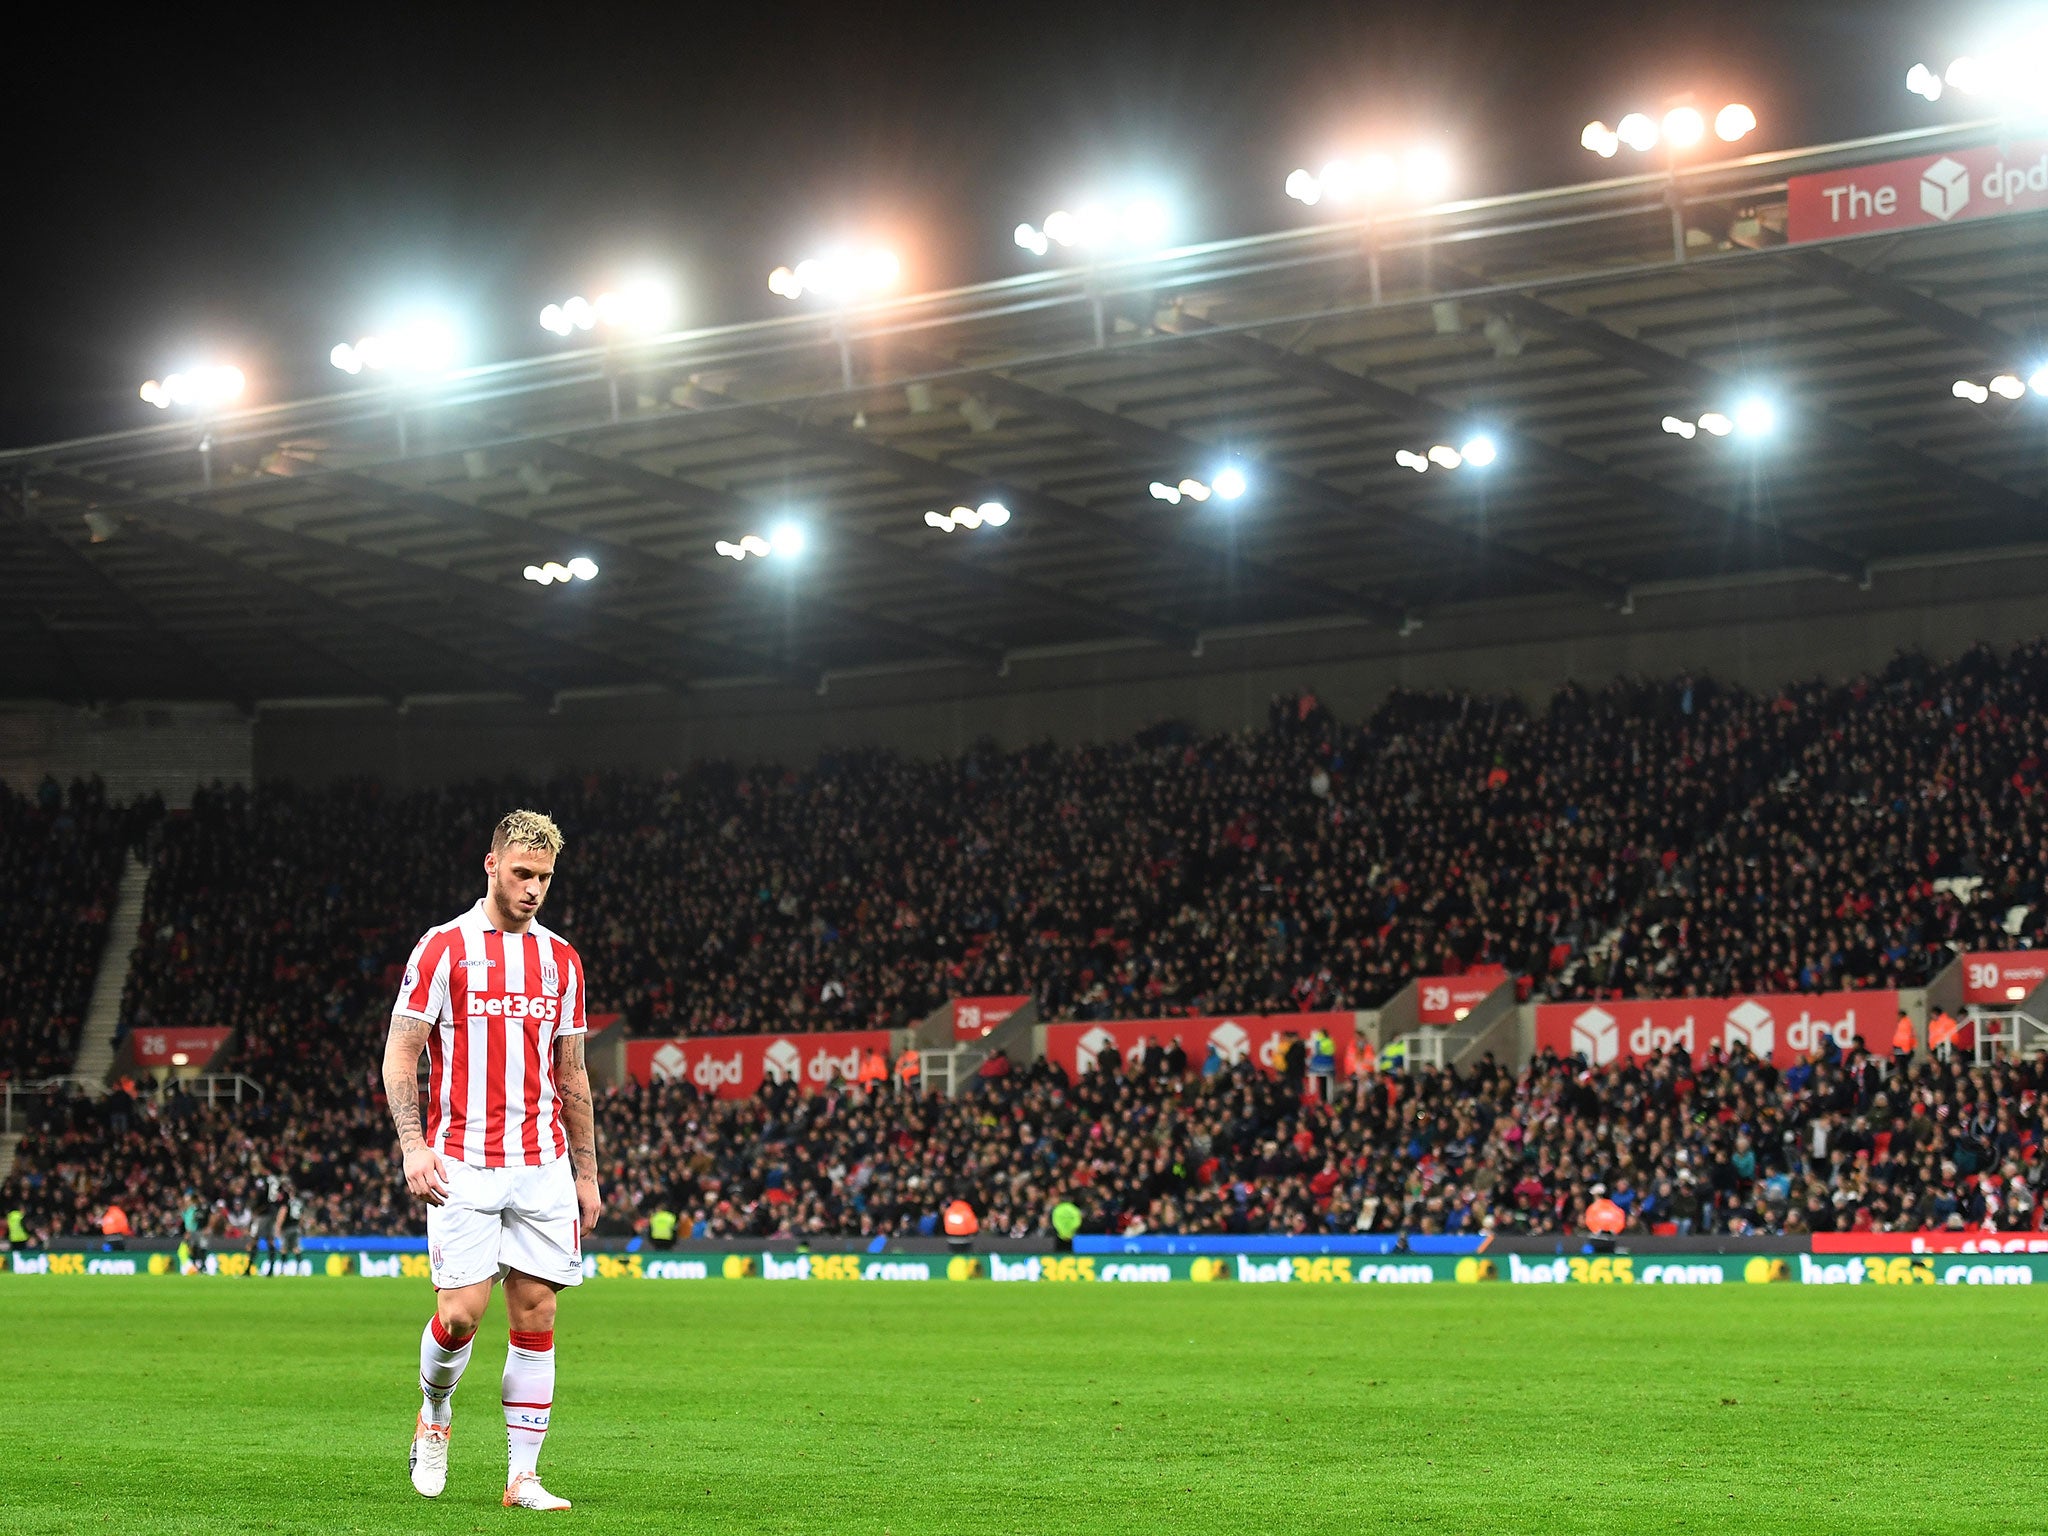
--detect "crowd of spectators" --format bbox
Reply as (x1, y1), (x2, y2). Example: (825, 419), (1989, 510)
(11, 1038), (2040, 1243)
(10, 639), (2048, 1240)
(0, 775), (154, 1082)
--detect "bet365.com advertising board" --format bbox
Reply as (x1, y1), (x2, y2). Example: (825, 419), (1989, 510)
(11, 1248), (2043, 1286)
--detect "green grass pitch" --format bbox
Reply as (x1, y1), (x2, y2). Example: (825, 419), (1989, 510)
(3, 1277), (2043, 1534)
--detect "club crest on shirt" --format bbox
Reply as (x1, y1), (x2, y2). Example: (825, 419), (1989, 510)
(540, 962), (560, 996)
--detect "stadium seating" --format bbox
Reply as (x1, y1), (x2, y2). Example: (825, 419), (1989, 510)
(0, 776), (149, 1082)
(7, 641), (2048, 1240)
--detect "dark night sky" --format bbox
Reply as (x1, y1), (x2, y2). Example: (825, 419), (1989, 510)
(0, 0), (1995, 447)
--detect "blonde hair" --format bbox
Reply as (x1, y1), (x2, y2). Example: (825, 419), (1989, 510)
(492, 808), (565, 856)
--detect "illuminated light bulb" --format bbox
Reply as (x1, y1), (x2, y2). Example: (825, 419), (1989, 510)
(1460, 436), (1497, 468)
(567, 557), (598, 581)
(1951, 380), (1990, 404)
(1582, 120), (1620, 157)
(140, 380), (168, 408)
(1906, 63), (1943, 102)
(1178, 478), (1211, 502)
(768, 266), (799, 298)
(1945, 56), (1982, 94)
(540, 304), (570, 335)
(329, 343), (360, 374)
(1395, 449), (1429, 472)
(1714, 103), (1757, 142)
(563, 296), (595, 331)
(740, 535), (772, 558)
(1661, 106), (1706, 149)
(1427, 444), (1463, 469)
(523, 565), (547, 584)
(1211, 467), (1247, 500)
(1990, 374), (2026, 400)
(925, 510), (954, 531)
(1661, 415), (1696, 437)
(1148, 481), (1181, 503)
(1317, 159), (1359, 203)
(540, 562), (571, 583)
(1042, 210), (1078, 246)
(1359, 152), (1401, 201)
(2029, 366), (2048, 395)
(1401, 147), (1450, 201)
(1617, 112), (1659, 152)
(1698, 412), (1733, 437)
(715, 540), (744, 559)
(1732, 397), (1776, 436)
(768, 522), (806, 558)
(977, 502), (1011, 526)
(1120, 200), (1170, 247)
(1014, 223), (1049, 255)
(953, 506), (983, 529)
(1284, 168), (1321, 205)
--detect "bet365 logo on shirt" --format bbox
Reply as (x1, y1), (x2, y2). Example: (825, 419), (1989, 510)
(466, 994), (561, 1021)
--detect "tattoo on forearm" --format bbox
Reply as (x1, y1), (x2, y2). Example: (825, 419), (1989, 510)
(556, 1034), (599, 1181)
(382, 1017), (431, 1154)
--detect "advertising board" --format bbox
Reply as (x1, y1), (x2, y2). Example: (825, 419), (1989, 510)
(623, 1030), (894, 1098)
(1417, 966), (1508, 1025)
(1534, 991), (1898, 1069)
(1786, 139), (2048, 244)
(1959, 952), (2048, 1006)
(1042, 1013), (1354, 1078)
(952, 995), (1028, 1041)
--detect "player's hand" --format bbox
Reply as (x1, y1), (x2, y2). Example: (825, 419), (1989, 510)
(404, 1146), (450, 1206)
(575, 1175), (601, 1230)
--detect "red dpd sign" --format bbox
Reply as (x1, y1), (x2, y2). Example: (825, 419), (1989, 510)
(1787, 138), (2048, 244)
(1043, 1013), (1353, 1079)
(1534, 991), (1898, 1070)
(625, 1030), (894, 1098)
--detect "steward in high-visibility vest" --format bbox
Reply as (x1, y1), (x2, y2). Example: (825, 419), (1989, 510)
(100, 1205), (132, 1244)
(943, 1199), (979, 1249)
(1893, 1012), (1916, 1057)
(649, 1208), (679, 1249)
(895, 1048), (921, 1091)
(857, 1049), (889, 1090)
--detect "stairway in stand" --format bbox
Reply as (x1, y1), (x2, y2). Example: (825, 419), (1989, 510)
(70, 852), (152, 1088)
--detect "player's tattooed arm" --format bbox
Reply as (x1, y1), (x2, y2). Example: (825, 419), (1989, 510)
(556, 1033), (600, 1182)
(382, 1014), (432, 1154)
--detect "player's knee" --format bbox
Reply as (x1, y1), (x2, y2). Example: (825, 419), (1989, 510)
(436, 1293), (486, 1338)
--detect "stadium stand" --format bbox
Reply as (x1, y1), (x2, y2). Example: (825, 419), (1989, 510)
(6, 642), (2048, 1241)
(0, 776), (154, 1083)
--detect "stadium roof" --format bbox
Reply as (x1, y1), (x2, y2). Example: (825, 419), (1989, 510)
(4, 120), (2044, 710)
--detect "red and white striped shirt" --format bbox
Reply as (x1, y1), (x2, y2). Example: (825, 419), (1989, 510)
(392, 900), (587, 1168)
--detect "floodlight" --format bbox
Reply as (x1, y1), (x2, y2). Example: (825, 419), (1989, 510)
(1616, 113), (1659, 152)
(1427, 445), (1463, 469)
(1731, 396), (1776, 436)
(1014, 222), (1051, 255)
(1990, 374), (2027, 400)
(1042, 210), (1079, 246)
(1953, 380), (1991, 403)
(1395, 450), (1429, 472)
(330, 343), (362, 374)
(768, 249), (898, 301)
(140, 365), (244, 411)
(739, 535), (772, 558)
(1698, 412), (1734, 436)
(953, 506), (983, 529)
(1582, 120), (1621, 157)
(524, 565), (547, 583)
(1121, 199), (1170, 247)
(768, 522), (806, 558)
(1907, 63), (1944, 101)
(925, 510), (954, 530)
(541, 562), (571, 583)
(1284, 168), (1321, 205)
(1714, 103), (1757, 142)
(2030, 365), (2048, 395)
(1211, 467), (1247, 500)
(1460, 436), (1498, 468)
(1318, 160), (1359, 203)
(1945, 56), (1983, 92)
(1661, 106), (1706, 148)
(1661, 415), (1697, 438)
(977, 501), (1011, 526)
(1149, 481), (1182, 503)
(1178, 478), (1211, 503)
(1403, 146), (1451, 201)
(332, 316), (460, 376)
(715, 540), (744, 559)
(566, 557), (599, 581)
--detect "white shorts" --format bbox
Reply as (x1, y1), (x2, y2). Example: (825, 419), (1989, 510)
(427, 1159), (583, 1290)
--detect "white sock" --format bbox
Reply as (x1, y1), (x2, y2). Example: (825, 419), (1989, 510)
(503, 1329), (555, 1479)
(419, 1316), (474, 1427)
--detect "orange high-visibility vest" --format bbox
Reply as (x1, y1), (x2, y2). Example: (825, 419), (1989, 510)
(943, 1199), (979, 1238)
(896, 1049), (921, 1081)
(1584, 1198), (1625, 1235)
(1893, 1014), (1916, 1053)
(100, 1205), (131, 1237)
(1928, 1012), (1960, 1049)
(857, 1050), (888, 1084)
